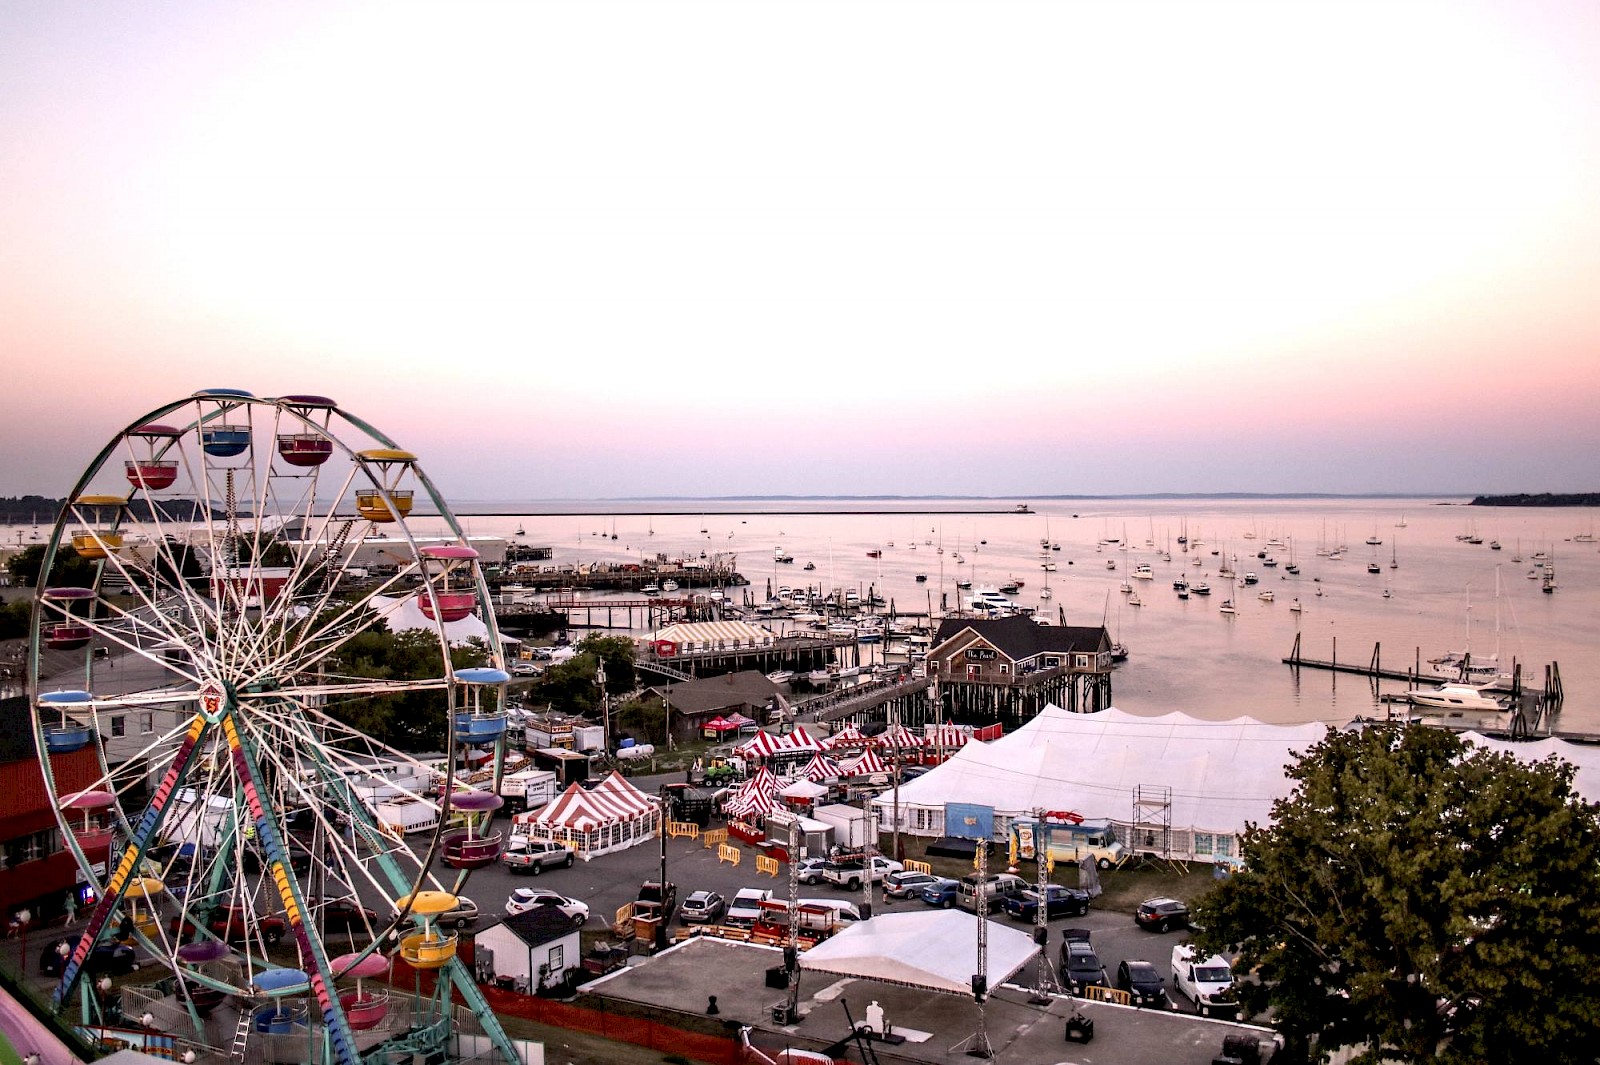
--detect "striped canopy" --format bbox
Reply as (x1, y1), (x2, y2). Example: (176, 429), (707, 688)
(928, 721), (971, 747)
(800, 753), (846, 781)
(844, 748), (889, 776)
(517, 773), (655, 832)
(826, 724), (867, 748)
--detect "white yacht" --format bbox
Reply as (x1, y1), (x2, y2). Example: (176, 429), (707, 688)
(1404, 684), (1507, 714)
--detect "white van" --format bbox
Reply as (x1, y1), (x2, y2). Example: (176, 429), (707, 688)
(797, 898), (863, 924)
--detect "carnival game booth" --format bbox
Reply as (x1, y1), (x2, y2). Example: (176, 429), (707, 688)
(512, 772), (661, 860)
(870, 705), (1329, 865)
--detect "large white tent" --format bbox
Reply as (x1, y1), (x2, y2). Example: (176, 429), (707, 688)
(871, 705), (1329, 863)
(1461, 731), (1600, 800)
(799, 910), (1038, 995)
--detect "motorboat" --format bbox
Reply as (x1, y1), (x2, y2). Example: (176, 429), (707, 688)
(1258, 590), (1274, 602)
(1404, 684), (1507, 713)
(1132, 563), (1154, 580)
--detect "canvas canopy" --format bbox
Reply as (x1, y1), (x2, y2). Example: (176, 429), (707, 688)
(1461, 731), (1600, 802)
(799, 910), (1038, 995)
(799, 753), (845, 781)
(825, 724), (867, 748)
(871, 705), (1329, 862)
(844, 749), (888, 776)
(513, 772), (659, 858)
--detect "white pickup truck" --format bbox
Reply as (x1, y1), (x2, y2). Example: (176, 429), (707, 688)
(821, 855), (903, 891)
(1171, 944), (1237, 1018)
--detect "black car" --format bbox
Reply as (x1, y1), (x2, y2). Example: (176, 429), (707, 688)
(1002, 884), (1090, 922)
(1135, 897), (1190, 932)
(40, 938), (139, 977)
(1058, 929), (1108, 993)
(1116, 959), (1167, 1008)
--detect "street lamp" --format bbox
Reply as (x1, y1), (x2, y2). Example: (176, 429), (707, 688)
(595, 661), (609, 746)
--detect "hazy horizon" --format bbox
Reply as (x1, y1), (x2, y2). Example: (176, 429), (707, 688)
(4, 1), (1599, 500)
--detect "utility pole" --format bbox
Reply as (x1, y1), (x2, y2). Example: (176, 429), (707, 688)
(595, 660), (609, 747)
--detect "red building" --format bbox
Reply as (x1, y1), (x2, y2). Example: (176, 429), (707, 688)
(0, 696), (102, 927)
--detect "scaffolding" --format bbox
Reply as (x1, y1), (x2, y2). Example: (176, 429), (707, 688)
(1130, 784), (1183, 874)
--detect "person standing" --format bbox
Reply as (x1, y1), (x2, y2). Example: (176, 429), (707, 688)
(63, 890), (78, 926)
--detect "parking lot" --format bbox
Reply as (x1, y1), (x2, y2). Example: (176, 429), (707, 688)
(405, 771), (1223, 1016)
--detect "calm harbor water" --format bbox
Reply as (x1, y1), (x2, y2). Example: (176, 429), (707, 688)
(426, 497), (1600, 735)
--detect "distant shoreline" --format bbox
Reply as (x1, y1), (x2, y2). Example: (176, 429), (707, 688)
(1469, 493), (1600, 507)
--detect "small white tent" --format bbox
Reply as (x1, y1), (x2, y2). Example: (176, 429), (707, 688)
(799, 910), (1038, 994)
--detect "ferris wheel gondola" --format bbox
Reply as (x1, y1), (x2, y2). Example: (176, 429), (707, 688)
(28, 390), (519, 1065)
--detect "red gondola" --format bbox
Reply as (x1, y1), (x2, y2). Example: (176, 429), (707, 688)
(276, 433), (334, 467)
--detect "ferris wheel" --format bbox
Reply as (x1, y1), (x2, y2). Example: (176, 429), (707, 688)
(29, 390), (520, 1065)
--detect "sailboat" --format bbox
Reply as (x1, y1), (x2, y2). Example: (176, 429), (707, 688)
(1429, 574), (1512, 682)
(1389, 538), (1398, 569)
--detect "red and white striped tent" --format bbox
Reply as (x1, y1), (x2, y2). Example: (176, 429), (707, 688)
(824, 724), (868, 749)
(800, 752), (846, 781)
(786, 725), (824, 751)
(927, 721), (972, 748)
(727, 787), (781, 819)
(876, 724), (924, 750)
(843, 748), (889, 776)
(734, 731), (787, 760)
(736, 728), (825, 762)
(512, 772), (660, 859)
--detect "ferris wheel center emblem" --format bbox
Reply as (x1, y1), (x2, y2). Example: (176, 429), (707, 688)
(198, 682), (225, 722)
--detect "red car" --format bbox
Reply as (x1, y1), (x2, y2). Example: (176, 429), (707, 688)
(170, 903), (287, 945)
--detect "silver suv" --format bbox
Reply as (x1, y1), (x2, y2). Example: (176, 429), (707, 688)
(502, 838), (575, 875)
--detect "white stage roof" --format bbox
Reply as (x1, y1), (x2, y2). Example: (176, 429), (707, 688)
(799, 910), (1038, 995)
(873, 706), (1330, 836)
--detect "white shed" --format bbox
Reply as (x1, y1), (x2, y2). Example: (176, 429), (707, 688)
(473, 909), (582, 993)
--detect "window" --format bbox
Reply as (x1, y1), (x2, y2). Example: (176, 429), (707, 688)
(547, 944), (564, 973)
(1194, 833), (1214, 857)
(998, 664), (1009, 675)
(1214, 835), (1235, 859)
(140, 713), (155, 734)
(111, 716), (126, 738)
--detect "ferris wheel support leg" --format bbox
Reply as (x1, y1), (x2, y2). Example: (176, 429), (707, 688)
(54, 713), (211, 1008)
(444, 957), (522, 1065)
(222, 713), (361, 1065)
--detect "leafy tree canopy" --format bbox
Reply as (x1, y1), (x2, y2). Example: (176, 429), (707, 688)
(1194, 724), (1600, 1064)
(521, 634), (636, 716)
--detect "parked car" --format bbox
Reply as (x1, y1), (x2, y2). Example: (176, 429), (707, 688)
(435, 896), (481, 929)
(310, 896), (379, 933)
(724, 888), (772, 928)
(503, 838), (576, 875)
(1172, 943), (1237, 1018)
(40, 938), (139, 977)
(1135, 897), (1190, 933)
(169, 903), (287, 945)
(795, 856), (832, 885)
(506, 888), (589, 926)
(1002, 884), (1091, 922)
(1058, 929), (1108, 993)
(1116, 959), (1167, 1008)
(918, 877), (960, 908)
(883, 871), (939, 899)
(957, 872), (1028, 914)
(679, 890), (727, 924)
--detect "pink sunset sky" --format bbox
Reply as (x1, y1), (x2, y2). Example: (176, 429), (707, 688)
(2, 1), (1598, 500)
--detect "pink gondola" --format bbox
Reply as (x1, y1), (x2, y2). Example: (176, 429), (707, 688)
(44, 622), (93, 651)
(417, 591), (476, 622)
(440, 790), (505, 869)
(126, 460), (178, 489)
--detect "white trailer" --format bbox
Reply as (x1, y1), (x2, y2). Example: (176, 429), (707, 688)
(374, 797), (442, 836)
(499, 769), (560, 812)
(813, 804), (871, 850)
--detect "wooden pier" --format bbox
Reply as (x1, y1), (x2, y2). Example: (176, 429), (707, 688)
(1282, 632), (1566, 733)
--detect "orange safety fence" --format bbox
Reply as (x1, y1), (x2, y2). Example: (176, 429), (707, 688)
(755, 855), (780, 878)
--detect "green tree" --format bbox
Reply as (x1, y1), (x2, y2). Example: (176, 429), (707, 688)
(522, 635), (637, 716)
(321, 625), (489, 751)
(1194, 724), (1600, 1064)
(7, 543), (98, 589)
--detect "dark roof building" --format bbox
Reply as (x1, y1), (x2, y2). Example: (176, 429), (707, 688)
(644, 670), (785, 741)
(927, 616), (1112, 729)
